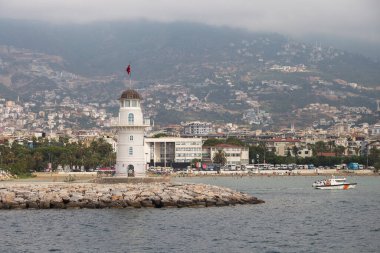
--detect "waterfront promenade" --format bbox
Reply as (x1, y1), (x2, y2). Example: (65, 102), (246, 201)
(1, 169), (376, 183)
(174, 169), (377, 177)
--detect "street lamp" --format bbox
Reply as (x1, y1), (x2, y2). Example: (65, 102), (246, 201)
(153, 142), (156, 169)
(366, 144), (369, 170)
(145, 152), (149, 172)
(48, 139), (52, 172)
(264, 147), (266, 165)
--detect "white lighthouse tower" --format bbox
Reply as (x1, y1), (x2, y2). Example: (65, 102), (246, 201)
(114, 89), (149, 177)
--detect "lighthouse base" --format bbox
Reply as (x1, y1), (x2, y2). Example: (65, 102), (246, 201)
(115, 162), (146, 177)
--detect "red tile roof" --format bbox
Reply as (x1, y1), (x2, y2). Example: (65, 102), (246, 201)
(317, 152), (336, 157)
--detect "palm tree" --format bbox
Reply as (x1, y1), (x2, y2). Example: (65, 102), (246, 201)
(213, 149), (227, 166)
(286, 147), (292, 157)
(334, 145), (346, 157)
(259, 141), (267, 163)
(5, 150), (16, 164)
(292, 146), (299, 158)
(32, 151), (44, 171)
(328, 140), (335, 152)
(313, 141), (328, 156)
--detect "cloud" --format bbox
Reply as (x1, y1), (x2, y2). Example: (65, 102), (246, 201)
(0, 0), (379, 43)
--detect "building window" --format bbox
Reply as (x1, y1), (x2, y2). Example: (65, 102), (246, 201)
(128, 113), (134, 124)
(125, 100), (130, 107)
(132, 100), (137, 107)
(130, 135), (134, 141)
(129, 147), (133, 155)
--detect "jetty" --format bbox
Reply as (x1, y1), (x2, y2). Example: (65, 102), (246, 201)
(0, 182), (264, 209)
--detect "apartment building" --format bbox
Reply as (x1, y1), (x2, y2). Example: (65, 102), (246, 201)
(202, 144), (249, 165)
(145, 137), (203, 165)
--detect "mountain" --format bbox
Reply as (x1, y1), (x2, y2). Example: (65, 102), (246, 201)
(0, 83), (17, 100)
(0, 19), (379, 129)
(1, 19), (379, 86)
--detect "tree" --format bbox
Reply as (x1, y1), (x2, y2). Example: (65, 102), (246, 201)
(327, 140), (335, 152)
(249, 142), (274, 164)
(0, 137), (117, 175)
(312, 141), (328, 155)
(152, 133), (168, 138)
(58, 148), (75, 170)
(32, 151), (44, 171)
(226, 137), (245, 146)
(203, 138), (224, 147)
(334, 145), (346, 157)
(213, 149), (227, 166)
(203, 137), (245, 148)
(292, 146), (299, 157)
(191, 158), (201, 168)
(286, 147), (292, 157)
(90, 138), (114, 167)
(369, 147), (380, 171)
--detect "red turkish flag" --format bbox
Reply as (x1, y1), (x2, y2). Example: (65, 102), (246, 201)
(126, 65), (131, 76)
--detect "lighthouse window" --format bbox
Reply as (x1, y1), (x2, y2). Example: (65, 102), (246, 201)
(125, 100), (130, 107)
(130, 135), (134, 141)
(129, 147), (133, 155)
(132, 100), (137, 107)
(128, 113), (134, 124)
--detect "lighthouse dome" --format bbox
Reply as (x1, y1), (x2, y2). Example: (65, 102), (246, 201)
(120, 89), (142, 100)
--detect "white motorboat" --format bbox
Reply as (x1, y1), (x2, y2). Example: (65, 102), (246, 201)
(312, 176), (357, 190)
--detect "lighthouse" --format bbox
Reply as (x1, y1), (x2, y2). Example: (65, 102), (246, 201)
(114, 89), (149, 177)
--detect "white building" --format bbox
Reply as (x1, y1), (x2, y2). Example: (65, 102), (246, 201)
(203, 144), (249, 165)
(371, 123), (380, 136)
(114, 89), (150, 177)
(183, 121), (214, 136)
(297, 148), (313, 158)
(145, 137), (203, 166)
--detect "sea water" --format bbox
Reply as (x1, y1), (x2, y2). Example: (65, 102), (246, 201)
(1, 176), (379, 253)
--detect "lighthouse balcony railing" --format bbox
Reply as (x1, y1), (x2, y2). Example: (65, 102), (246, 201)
(113, 118), (151, 127)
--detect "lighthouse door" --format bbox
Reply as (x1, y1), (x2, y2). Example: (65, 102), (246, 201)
(127, 165), (135, 177)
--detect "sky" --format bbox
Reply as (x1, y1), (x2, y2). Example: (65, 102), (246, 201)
(0, 0), (379, 55)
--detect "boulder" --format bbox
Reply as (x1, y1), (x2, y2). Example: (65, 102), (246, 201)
(2, 192), (16, 203)
(140, 199), (154, 208)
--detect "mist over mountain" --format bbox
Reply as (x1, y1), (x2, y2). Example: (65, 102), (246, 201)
(1, 19), (265, 78)
(299, 34), (380, 61)
(0, 19), (379, 128)
(0, 19), (379, 85)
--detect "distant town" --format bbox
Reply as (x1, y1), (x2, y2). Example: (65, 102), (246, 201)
(1, 93), (379, 174)
(0, 42), (380, 175)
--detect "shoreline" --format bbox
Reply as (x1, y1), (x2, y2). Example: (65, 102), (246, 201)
(1, 169), (377, 184)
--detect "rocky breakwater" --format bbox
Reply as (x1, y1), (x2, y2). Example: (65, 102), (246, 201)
(0, 182), (264, 209)
(0, 170), (15, 181)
